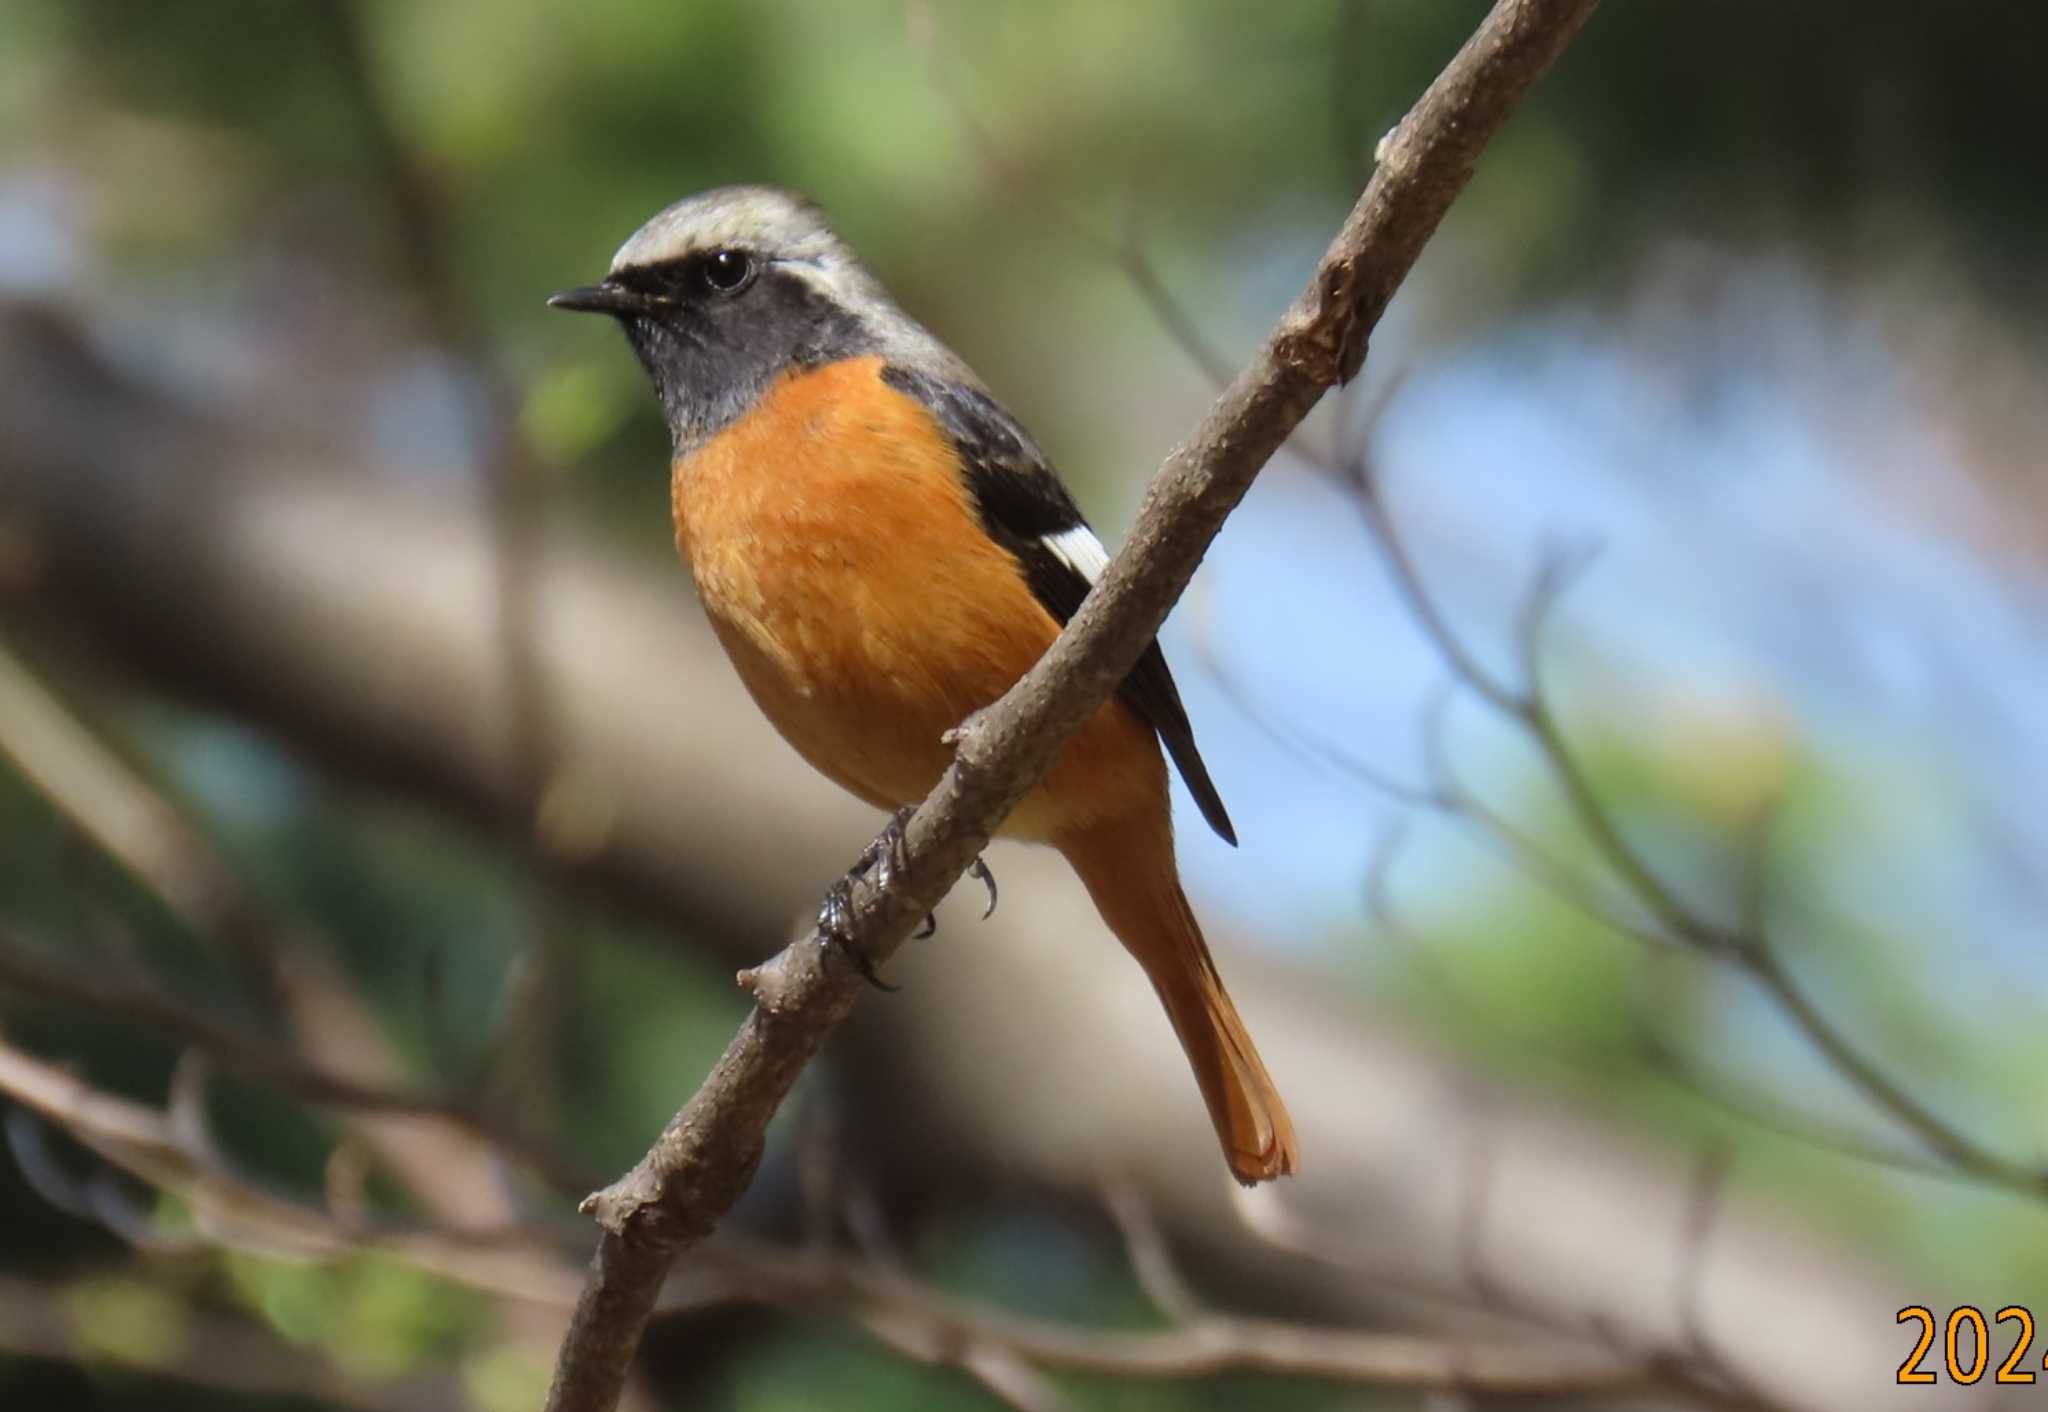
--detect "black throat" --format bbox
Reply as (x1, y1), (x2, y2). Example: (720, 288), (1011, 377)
(619, 264), (874, 455)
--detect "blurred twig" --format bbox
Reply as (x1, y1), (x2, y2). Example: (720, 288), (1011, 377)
(1225, 1176), (1765, 1412)
(1629, 946), (1971, 1182)
(0, 1270), (465, 1412)
(1210, 433), (2048, 1196)
(1153, 145), (2048, 1199)
(0, 1030), (1695, 1409)
(0, 637), (585, 1211)
(1334, 443), (2048, 1198)
(906, 0), (1239, 389)
(695, 1245), (1677, 1406)
(0, 921), (594, 1194)
(310, 0), (574, 1133)
(1670, 1145), (1752, 1400)
(1200, 622), (1660, 944)
(541, 5), (1604, 1409)
(0, 636), (279, 997)
(0, 1029), (585, 1291)
(1195, 476), (2036, 1198)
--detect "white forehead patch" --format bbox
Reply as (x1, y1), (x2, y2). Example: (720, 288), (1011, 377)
(609, 185), (850, 273)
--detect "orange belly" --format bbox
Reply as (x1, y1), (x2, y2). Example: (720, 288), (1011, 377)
(671, 355), (1164, 840)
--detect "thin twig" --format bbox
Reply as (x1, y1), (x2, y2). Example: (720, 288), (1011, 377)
(1205, 379), (2029, 1196)
(0, 639), (276, 994)
(907, 0), (1243, 390)
(0, 638), (559, 1225)
(0, 1031), (1695, 1407)
(1628, 948), (1970, 1182)
(1226, 1181), (1764, 1412)
(1102, 1177), (1205, 1325)
(1188, 626), (1443, 808)
(1327, 369), (2048, 1197)
(0, 922), (594, 1193)
(1667, 1144), (1763, 1404)
(1740, 937), (2045, 1191)
(1348, 466), (1522, 712)
(0, 1269), (464, 1412)
(310, 0), (573, 1135)
(0, 1029), (594, 1296)
(711, 1253), (1671, 1404)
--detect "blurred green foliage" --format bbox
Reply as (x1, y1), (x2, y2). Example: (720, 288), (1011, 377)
(4, 1), (2048, 1408)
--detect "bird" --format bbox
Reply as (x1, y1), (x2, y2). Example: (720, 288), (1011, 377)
(550, 185), (1298, 1184)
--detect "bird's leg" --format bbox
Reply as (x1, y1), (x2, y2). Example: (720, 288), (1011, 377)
(817, 807), (924, 990)
(862, 806), (937, 938)
(863, 807), (915, 892)
(875, 803), (997, 925)
(936, 717), (999, 922)
(881, 808), (998, 927)
(817, 876), (899, 992)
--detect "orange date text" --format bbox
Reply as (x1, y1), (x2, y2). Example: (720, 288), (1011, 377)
(1897, 1306), (2038, 1385)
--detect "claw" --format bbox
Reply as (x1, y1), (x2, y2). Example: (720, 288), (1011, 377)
(853, 806), (915, 891)
(816, 876), (899, 992)
(890, 812), (935, 939)
(834, 934), (899, 991)
(968, 855), (998, 919)
(817, 877), (854, 941)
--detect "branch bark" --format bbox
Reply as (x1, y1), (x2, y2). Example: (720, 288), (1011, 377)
(540, 2), (1603, 1408)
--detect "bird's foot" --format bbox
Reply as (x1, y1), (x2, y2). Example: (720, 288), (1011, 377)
(817, 875), (899, 992)
(817, 807), (926, 990)
(857, 807), (916, 892)
(865, 807), (939, 938)
(819, 811), (989, 979)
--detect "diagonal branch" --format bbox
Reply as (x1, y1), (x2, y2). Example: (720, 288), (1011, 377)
(539, 3), (1605, 1410)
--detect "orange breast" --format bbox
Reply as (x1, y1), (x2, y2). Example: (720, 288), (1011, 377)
(670, 355), (1164, 840)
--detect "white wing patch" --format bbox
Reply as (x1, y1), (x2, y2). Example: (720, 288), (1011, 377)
(1044, 525), (1110, 584)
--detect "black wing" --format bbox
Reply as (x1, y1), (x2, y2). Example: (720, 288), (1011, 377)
(881, 364), (1237, 846)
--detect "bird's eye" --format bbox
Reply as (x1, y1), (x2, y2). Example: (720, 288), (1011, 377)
(699, 249), (755, 294)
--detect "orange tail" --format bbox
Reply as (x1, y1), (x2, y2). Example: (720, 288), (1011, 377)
(1058, 818), (1299, 1184)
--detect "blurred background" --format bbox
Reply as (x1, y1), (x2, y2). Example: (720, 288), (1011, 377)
(2, 2), (2046, 1409)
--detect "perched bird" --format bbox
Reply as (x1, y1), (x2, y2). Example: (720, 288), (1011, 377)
(550, 186), (1298, 1184)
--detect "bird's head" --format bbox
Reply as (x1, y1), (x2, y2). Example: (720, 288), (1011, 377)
(550, 185), (925, 453)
